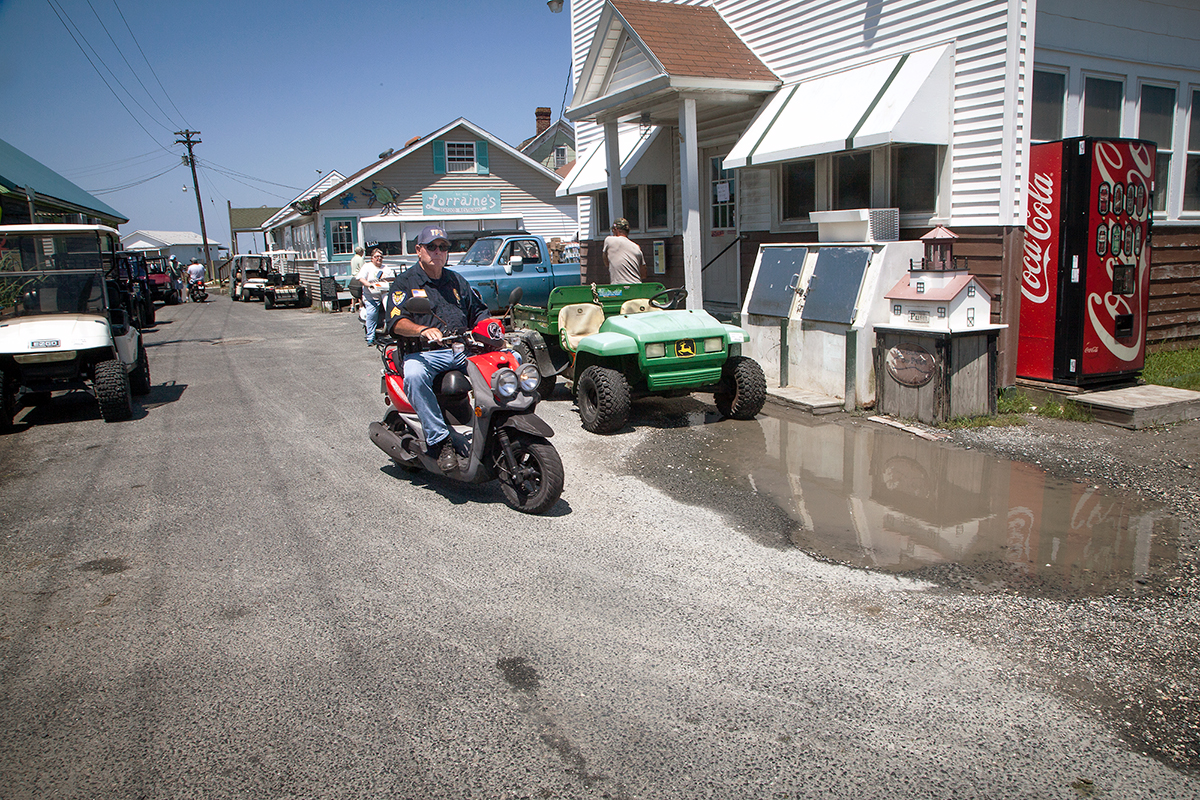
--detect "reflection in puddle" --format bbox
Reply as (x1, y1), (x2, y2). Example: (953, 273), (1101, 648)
(658, 411), (1181, 598)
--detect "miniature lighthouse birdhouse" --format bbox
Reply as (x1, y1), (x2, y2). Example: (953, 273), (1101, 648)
(874, 226), (1007, 423)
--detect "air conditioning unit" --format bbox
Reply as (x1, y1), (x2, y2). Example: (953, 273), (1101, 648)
(809, 208), (900, 242)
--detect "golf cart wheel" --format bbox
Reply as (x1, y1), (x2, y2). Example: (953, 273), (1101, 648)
(577, 365), (630, 434)
(264, 291), (275, 309)
(512, 334), (555, 401)
(498, 433), (564, 515)
(144, 300), (156, 327)
(299, 289), (312, 308)
(0, 371), (16, 432)
(95, 359), (133, 422)
(714, 355), (766, 420)
(131, 341), (152, 396)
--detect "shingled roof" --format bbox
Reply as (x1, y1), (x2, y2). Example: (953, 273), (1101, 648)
(611, 0), (775, 83)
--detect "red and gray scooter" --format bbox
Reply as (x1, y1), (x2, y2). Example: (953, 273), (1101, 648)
(368, 297), (564, 514)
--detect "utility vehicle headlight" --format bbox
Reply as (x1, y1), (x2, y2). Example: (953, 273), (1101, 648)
(645, 342), (666, 358)
(703, 337), (724, 353)
(518, 363), (541, 392)
(493, 368), (519, 398)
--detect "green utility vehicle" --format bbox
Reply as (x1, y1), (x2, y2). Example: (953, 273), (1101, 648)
(508, 282), (766, 433)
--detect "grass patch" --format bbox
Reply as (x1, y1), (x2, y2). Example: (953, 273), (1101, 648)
(1035, 396), (1093, 422)
(1143, 348), (1200, 391)
(939, 413), (1028, 429)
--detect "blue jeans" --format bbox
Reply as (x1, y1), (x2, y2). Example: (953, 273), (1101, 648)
(403, 348), (468, 449)
(361, 294), (381, 343)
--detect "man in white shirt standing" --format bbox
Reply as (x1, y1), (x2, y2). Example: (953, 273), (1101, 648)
(355, 248), (384, 345)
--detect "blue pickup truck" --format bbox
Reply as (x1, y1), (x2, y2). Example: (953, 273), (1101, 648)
(453, 234), (580, 311)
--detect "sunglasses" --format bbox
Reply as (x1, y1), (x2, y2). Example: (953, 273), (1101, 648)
(421, 242), (451, 252)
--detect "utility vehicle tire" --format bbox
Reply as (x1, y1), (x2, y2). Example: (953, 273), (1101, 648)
(95, 359), (133, 422)
(144, 301), (156, 327)
(577, 365), (630, 434)
(512, 335), (555, 401)
(131, 342), (152, 396)
(714, 355), (766, 420)
(498, 433), (564, 515)
(0, 371), (16, 432)
(299, 289), (312, 308)
(264, 292), (275, 310)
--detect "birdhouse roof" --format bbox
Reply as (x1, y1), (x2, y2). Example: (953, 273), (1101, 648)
(921, 225), (958, 242)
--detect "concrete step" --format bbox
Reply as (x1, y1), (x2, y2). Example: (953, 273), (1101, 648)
(1016, 378), (1200, 429)
(765, 386), (844, 415)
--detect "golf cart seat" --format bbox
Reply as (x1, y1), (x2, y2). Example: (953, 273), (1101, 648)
(619, 298), (652, 315)
(558, 303), (605, 352)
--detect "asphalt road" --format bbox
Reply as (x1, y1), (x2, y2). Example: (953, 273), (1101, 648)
(0, 297), (1194, 799)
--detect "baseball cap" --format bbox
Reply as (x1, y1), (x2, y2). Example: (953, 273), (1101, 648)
(612, 218), (630, 231)
(416, 225), (450, 246)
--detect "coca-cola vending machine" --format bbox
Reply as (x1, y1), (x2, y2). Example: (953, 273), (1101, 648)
(1017, 137), (1156, 385)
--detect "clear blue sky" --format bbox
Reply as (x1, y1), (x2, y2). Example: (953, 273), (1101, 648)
(0, 0), (574, 247)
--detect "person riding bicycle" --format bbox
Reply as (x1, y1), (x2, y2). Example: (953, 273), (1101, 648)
(384, 225), (488, 473)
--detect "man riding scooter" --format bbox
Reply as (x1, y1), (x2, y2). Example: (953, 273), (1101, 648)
(185, 257), (207, 302)
(383, 225), (490, 473)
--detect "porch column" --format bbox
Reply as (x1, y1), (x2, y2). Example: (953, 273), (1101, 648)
(678, 97), (702, 309)
(604, 121), (623, 230)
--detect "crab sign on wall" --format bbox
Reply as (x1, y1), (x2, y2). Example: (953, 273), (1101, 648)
(361, 182), (403, 215)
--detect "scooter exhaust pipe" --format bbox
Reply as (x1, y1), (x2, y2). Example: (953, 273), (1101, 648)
(369, 421), (418, 464)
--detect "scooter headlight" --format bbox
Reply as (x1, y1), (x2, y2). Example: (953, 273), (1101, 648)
(492, 368), (519, 398)
(518, 363), (541, 393)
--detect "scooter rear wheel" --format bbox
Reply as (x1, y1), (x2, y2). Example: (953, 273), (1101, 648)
(497, 432), (563, 515)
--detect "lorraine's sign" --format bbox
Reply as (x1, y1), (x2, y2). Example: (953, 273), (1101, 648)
(422, 191), (501, 216)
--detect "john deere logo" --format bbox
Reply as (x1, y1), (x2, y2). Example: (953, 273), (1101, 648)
(675, 339), (696, 358)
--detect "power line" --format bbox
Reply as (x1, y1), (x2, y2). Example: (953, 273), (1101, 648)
(108, 0), (191, 131)
(89, 161), (183, 195)
(83, 0), (183, 131)
(61, 148), (174, 179)
(44, 0), (175, 150)
(197, 159), (303, 192)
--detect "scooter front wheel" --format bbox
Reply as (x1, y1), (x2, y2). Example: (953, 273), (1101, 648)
(497, 432), (563, 515)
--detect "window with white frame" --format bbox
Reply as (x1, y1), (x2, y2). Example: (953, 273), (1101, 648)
(1084, 76), (1123, 137)
(1139, 84), (1176, 213)
(554, 146), (568, 169)
(595, 185), (670, 235)
(1031, 70), (1066, 142)
(1186, 89), (1200, 212)
(446, 142), (476, 173)
(780, 145), (940, 224)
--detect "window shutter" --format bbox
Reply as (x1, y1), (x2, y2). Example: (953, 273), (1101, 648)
(432, 140), (446, 174)
(475, 141), (489, 175)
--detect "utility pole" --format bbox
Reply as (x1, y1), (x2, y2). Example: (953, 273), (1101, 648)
(175, 130), (213, 279)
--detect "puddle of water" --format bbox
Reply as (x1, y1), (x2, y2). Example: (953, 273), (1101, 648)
(642, 408), (1183, 598)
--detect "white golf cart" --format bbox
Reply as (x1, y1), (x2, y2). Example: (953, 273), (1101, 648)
(229, 253), (272, 302)
(0, 224), (151, 428)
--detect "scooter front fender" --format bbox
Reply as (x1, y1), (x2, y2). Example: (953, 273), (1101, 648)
(498, 411), (554, 439)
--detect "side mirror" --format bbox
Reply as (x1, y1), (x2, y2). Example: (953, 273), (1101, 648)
(507, 287), (523, 306)
(505, 255), (523, 275)
(110, 307), (128, 333)
(405, 296), (432, 315)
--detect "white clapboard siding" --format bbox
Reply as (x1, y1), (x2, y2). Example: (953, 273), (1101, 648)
(571, 0), (1027, 228)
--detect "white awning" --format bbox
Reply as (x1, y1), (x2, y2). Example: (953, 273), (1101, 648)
(725, 43), (953, 169)
(557, 126), (662, 197)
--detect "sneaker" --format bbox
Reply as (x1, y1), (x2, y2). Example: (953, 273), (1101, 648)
(432, 440), (458, 473)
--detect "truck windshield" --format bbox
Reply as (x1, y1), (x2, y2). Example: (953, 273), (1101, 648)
(0, 231), (113, 319)
(459, 238), (501, 266)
